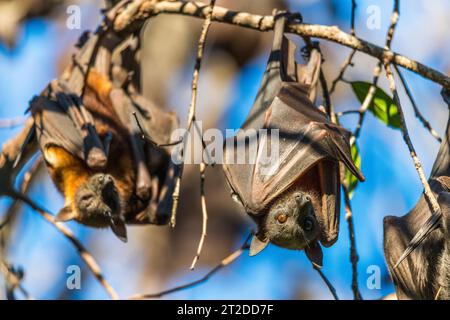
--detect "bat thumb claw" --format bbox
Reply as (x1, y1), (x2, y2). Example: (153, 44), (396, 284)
(86, 147), (108, 170)
(305, 241), (323, 268)
(110, 218), (128, 243)
(55, 206), (77, 222)
(249, 235), (269, 256)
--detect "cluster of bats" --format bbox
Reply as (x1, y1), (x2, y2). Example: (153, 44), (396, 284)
(2, 13), (448, 298)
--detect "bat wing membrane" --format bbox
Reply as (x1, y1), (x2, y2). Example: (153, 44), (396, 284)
(223, 15), (363, 222)
(30, 96), (86, 163)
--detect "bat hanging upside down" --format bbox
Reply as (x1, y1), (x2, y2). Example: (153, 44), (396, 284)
(222, 15), (364, 266)
(29, 68), (179, 242)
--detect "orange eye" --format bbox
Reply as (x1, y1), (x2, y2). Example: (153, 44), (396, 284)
(276, 213), (287, 224)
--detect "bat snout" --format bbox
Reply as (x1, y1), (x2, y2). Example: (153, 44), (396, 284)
(295, 193), (312, 209)
(98, 173), (113, 185)
(83, 173), (121, 218)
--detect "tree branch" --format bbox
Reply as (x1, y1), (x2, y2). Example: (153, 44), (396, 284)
(394, 64), (442, 142)
(10, 192), (119, 300)
(112, 0), (450, 89)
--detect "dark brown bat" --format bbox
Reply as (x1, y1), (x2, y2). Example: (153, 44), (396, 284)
(222, 15), (364, 266)
(384, 91), (450, 299)
(27, 31), (179, 241)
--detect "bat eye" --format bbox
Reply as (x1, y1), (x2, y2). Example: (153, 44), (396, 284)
(303, 217), (315, 231)
(276, 213), (288, 224)
(79, 193), (94, 202)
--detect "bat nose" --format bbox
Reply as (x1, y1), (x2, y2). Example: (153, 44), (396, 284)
(97, 174), (112, 183)
(103, 174), (113, 184)
(295, 194), (311, 208)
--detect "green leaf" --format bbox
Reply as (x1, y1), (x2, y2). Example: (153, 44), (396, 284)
(351, 81), (401, 129)
(345, 141), (361, 198)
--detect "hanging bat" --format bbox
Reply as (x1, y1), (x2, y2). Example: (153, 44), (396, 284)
(28, 32), (179, 242)
(384, 90), (450, 299)
(222, 15), (364, 266)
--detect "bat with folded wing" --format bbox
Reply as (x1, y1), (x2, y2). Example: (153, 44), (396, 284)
(222, 15), (364, 266)
(384, 90), (450, 299)
(19, 31), (179, 242)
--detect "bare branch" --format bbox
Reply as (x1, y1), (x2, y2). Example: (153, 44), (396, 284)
(351, 64), (381, 142)
(112, 1), (450, 89)
(0, 116), (28, 129)
(0, 156), (42, 230)
(342, 186), (361, 300)
(336, 110), (360, 117)
(0, 260), (33, 300)
(352, 0), (400, 142)
(190, 162), (209, 270)
(170, 0), (216, 228)
(10, 192), (120, 300)
(329, 0), (357, 96)
(384, 62), (441, 268)
(393, 65), (442, 142)
(385, 64), (439, 213)
(313, 1), (362, 297)
(312, 264), (339, 300)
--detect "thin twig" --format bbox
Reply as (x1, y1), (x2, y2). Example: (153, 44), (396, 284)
(352, 0), (400, 142)
(0, 157), (42, 231)
(336, 110), (360, 117)
(343, 186), (362, 300)
(190, 162), (208, 270)
(393, 65), (442, 142)
(132, 112), (183, 147)
(329, 50), (356, 96)
(170, 0), (216, 228)
(0, 260), (33, 300)
(9, 191), (120, 300)
(327, 86), (363, 300)
(0, 116), (28, 129)
(310, 6), (362, 296)
(112, 1), (450, 89)
(129, 233), (251, 299)
(329, 0), (357, 96)
(384, 67), (439, 212)
(352, 64), (381, 143)
(340, 0), (400, 298)
(312, 264), (339, 300)
(384, 62), (441, 266)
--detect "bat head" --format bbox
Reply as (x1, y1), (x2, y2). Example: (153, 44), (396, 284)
(250, 190), (324, 267)
(56, 173), (127, 242)
(264, 193), (319, 249)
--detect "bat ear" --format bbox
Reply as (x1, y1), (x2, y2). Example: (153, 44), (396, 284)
(55, 206), (77, 222)
(305, 241), (323, 268)
(109, 218), (128, 243)
(249, 234), (269, 256)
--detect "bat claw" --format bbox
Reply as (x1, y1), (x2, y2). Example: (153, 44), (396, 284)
(86, 147), (108, 170)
